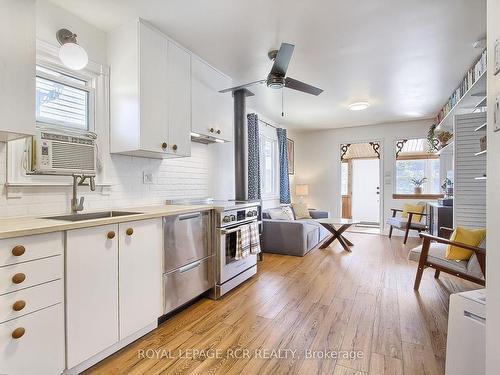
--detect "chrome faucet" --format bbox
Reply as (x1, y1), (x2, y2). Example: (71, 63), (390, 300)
(71, 174), (96, 213)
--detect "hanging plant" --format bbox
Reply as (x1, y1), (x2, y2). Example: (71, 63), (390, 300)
(427, 124), (437, 152)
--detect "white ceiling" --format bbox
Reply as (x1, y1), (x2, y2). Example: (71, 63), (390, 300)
(49, 0), (486, 130)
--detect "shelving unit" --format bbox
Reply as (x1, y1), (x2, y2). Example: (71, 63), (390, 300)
(474, 176), (487, 180)
(475, 149), (487, 156)
(436, 71), (487, 130)
(437, 141), (454, 155)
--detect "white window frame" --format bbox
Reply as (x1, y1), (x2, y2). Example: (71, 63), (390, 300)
(35, 66), (96, 133)
(259, 133), (280, 200)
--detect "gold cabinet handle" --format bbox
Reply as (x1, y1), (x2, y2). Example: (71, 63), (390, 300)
(12, 327), (25, 339)
(209, 128), (215, 133)
(12, 273), (26, 284)
(161, 142), (168, 150)
(12, 245), (26, 257)
(13, 300), (26, 312)
(107, 231), (116, 240)
(126, 228), (134, 236)
(172, 144), (178, 151)
(216, 129), (221, 134)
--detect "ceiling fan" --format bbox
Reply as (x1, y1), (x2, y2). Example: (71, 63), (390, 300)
(219, 42), (323, 96)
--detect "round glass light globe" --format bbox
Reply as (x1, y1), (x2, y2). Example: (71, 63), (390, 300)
(59, 43), (88, 70)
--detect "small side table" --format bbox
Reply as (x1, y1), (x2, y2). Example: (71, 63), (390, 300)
(316, 218), (361, 252)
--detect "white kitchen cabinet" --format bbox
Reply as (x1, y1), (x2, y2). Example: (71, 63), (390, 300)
(118, 219), (162, 339)
(0, 0), (35, 141)
(0, 304), (65, 375)
(192, 56), (233, 142)
(109, 19), (191, 158)
(66, 224), (119, 368)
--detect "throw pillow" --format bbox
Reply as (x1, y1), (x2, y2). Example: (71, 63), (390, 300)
(401, 204), (425, 222)
(446, 227), (486, 261)
(291, 202), (312, 219)
(268, 207), (295, 221)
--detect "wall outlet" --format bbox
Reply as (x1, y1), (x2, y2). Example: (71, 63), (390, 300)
(143, 171), (154, 184)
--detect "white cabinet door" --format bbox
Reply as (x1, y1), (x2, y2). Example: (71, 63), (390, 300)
(167, 41), (191, 157)
(118, 219), (162, 339)
(66, 224), (119, 368)
(0, 0), (35, 141)
(139, 21), (169, 154)
(191, 57), (233, 141)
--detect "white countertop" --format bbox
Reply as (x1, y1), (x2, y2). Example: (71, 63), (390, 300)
(0, 204), (213, 239)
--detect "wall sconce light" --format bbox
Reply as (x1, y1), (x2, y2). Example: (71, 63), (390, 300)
(56, 28), (88, 70)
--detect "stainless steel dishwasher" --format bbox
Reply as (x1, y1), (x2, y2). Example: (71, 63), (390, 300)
(163, 211), (213, 314)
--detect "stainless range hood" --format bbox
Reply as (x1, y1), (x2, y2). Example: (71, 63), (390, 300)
(190, 132), (225, 144)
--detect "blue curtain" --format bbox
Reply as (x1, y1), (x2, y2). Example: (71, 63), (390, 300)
(247, 113), (261, 200)
(277, 128), (291, 204)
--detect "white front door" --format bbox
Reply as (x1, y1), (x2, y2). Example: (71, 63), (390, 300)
(351, 158), (380, 224)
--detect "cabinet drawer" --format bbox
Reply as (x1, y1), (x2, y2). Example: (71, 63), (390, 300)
(0, 232), (63, 267)
(0, 303), (65, 375)
(0, 279), (63, 323)
(164, 256), (213, 314)
(0, 255), (63, 296)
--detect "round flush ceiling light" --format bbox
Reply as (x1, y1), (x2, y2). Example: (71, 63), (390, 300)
(348, 101), (370, 111)
(56, 29), (88, 70)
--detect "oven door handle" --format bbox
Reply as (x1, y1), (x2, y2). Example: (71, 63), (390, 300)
(221, 227), (241, 235)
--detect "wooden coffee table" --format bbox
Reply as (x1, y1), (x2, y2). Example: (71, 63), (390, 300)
(316, 218), (361, 252)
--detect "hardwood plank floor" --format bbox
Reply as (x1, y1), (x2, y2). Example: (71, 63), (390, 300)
(85, 233), (480, 375)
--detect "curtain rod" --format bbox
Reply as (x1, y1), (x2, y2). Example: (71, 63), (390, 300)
(258, 118), (278, 130)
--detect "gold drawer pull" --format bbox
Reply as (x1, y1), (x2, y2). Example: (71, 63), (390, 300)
(13, 300), (26, 312)
(12, 245), (26, 257)
(126, 228), (134, 236)
(12, 273), (26, 284)
(12, 327), (25, 339)
(107, 231), (116, 240)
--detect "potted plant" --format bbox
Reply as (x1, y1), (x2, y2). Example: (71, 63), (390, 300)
(436, 130), (453, 148)
(427, 124), (437, 152)
(410, 177), (427, 195)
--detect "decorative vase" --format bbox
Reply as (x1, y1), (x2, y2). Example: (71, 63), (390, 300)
(414, 187), (422, 195)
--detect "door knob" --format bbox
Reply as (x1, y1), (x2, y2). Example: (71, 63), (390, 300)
(12, 245), (26, 257)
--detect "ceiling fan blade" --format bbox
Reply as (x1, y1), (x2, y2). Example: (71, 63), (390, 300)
(284, 77), (323, 96)
(218, 80), (266, 93)
(270, 43), (295, 77)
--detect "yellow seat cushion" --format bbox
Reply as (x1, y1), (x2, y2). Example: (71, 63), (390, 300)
(446, 227), (486, 261)
(291, 202), (311, 219)
(401, 204), (425, 222)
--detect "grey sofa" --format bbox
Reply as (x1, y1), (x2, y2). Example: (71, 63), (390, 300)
(262, 208), (330, 256)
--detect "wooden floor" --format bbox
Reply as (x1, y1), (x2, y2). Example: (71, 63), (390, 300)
(86, 233), (480, 375)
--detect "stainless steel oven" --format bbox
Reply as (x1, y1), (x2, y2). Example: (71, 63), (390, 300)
(210, 205), (260, 299)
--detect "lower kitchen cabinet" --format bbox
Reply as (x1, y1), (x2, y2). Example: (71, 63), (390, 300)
(66, 219), (163, 370)
(119, 219), (162, 339)
(0, 303), (65, 375)
(66, 223), (119, 368)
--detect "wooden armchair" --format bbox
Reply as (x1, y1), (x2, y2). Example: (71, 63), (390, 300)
(387, 205), (428, 244)
(410, 227), (486, 290)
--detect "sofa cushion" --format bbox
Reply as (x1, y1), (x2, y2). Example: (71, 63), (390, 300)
(402, 203), (425, 222)
(446, 227), (486, 261)
(387, 217), (426, 229)
(408, 243), (468, 274)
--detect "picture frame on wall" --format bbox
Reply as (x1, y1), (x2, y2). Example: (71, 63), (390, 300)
(287, 138), (295, 175)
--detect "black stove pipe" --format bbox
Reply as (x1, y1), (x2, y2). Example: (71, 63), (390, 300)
(233, 88), (253, 201)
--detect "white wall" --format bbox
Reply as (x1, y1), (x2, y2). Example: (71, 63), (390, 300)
(486, 0), (500, 372)
(293, 119), (434, 233)
(0, 0), (218, 217)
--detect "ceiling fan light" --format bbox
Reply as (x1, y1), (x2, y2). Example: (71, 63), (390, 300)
(348, 102), (370, 111)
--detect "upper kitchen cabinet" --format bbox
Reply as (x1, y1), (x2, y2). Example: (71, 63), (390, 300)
(0, 0), (36, 141)
(192, 57), (233, 142)
(108, 19), (191, 158)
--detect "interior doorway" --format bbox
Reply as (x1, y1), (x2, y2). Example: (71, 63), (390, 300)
(340, 142), (382, 234)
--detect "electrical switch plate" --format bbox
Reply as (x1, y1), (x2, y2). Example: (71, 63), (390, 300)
(495, 38), (500, 76)
(143, 171), (154, 184)
(494, 95), (500, 132)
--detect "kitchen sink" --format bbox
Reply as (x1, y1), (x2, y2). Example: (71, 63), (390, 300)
(43, 211), (142, 222)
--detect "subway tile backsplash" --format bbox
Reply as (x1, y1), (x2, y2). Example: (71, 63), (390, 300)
(0, 142), (215, 217)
